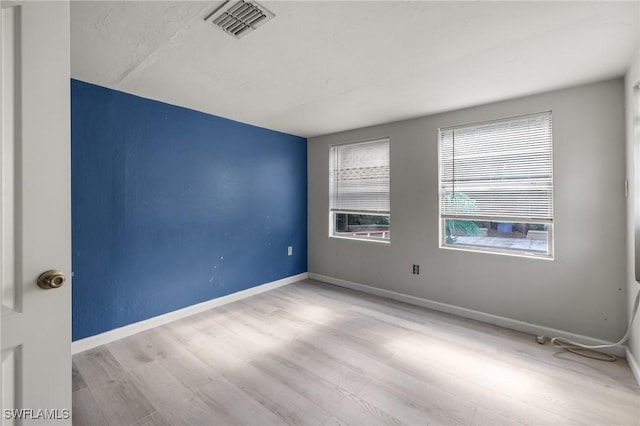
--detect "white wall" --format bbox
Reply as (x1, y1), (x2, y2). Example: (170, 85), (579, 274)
(309, 79), (627, 342)
(625, 50), (640, 374)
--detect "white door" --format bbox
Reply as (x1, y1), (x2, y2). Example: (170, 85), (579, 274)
(1, 1), (71, 425)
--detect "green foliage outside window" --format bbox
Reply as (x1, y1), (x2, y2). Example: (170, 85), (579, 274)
(443, 193), (480, 244)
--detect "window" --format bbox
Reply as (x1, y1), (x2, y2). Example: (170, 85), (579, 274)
(330, 138), (390, 241)
(438, 112), (553, 258)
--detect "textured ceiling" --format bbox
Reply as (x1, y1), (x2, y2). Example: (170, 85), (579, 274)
(71, 1), (640, 137)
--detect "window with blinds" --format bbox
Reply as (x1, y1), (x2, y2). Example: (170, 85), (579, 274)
(438, 112), (553, 258)
(329, 139), (390, 241)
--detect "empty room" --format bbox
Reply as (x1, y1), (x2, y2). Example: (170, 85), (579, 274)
(1, 0), (640, 425)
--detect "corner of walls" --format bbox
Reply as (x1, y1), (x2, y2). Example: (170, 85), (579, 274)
(627, 347), (640, 388)
(625, 49), (640, 385)
(71, 79), (308, 341)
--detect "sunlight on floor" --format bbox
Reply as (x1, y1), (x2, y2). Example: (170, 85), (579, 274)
(291, 304), (336, 325)
(388, 336), (533, 396)
(192, 302), (339, 370)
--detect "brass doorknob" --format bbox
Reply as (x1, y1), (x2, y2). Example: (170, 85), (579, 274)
(37, 270), (66, 289)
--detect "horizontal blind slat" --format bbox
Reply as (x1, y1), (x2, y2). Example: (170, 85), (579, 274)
(330, 139), (390, 214)
(439, 112), (553, 220)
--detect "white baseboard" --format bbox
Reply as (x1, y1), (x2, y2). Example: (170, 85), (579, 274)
(308, 273), (626, 358)
(626, 348), (640, 387)
(72, 272), (308, 354)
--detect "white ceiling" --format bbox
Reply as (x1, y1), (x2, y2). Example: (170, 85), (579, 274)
(71, 1), (640, 138)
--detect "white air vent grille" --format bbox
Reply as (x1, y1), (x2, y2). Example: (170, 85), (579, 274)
(205, 0), (275, 39)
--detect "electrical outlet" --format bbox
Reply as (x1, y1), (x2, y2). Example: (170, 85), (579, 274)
(412, 264), (420, 275)
(288, 246), (293, 256)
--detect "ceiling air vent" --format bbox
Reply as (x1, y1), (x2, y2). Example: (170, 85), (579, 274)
(204, 0), (275, 39)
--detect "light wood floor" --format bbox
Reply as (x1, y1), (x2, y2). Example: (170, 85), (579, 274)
(72, 279), (640, 425)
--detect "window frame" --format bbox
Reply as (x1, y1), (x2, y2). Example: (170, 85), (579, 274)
(437, 112), (554, 259)
(329, 138), (390, 243)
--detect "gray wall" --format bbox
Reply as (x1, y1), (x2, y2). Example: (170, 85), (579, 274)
(309, 79), (627, 341)
(625, 50), (640, 371)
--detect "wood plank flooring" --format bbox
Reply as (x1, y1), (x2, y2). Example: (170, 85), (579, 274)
(72, 279), (640, 425)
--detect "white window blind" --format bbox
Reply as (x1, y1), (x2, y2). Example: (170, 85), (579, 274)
(439, 112), (553, 221)
(330, 139), (390, 214)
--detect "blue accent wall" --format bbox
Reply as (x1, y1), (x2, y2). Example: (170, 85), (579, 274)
(71, 80), (307, 341)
